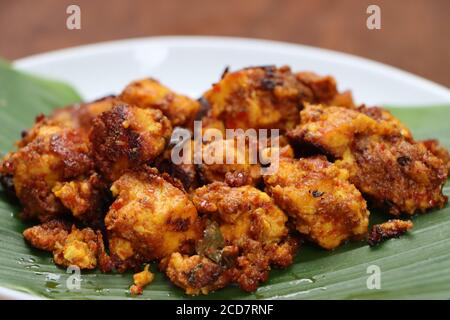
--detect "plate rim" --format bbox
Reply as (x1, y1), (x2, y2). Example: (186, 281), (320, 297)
(2, 35), (450, 300)
(13, 35), (450, 103)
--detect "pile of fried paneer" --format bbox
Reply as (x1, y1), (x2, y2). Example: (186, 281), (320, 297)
(1, 66), (449, 295)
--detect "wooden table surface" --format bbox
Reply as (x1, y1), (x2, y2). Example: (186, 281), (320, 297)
(0, 0), (449, 87)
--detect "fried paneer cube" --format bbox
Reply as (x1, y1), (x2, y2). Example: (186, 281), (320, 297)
(1, 126), (93, 221)
(341, 134), (448, 215)
(120, 78), (200, 128)
(23, 221), (103, 270)
(361, 107), (447, 213)
(90, 103), (172, 181)
(176, 182), (298, 293)
(288, 104), (390, 157)
(198, 184), (291, 247)
(288, 104), (448, 215)
(264, 157), (369, 249)
(0, 98), (119, 221)
(193, 182), (289, 245)
(290, 105), (412, 157)
(105, 168), (201, 271)
(202, 66), (315, 132)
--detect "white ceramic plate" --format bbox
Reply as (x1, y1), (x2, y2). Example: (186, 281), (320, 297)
(2, 36), (450, 299)
(14, 36), (450, 105)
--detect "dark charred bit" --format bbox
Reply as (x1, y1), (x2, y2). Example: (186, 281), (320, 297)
(384, 199), (396, 211)
(311, 190), (324, 198)
(368, 219), (413, 247)
(195, 164), (208, 187)
(397, 155), (411, 166)
(260, 161), (271, 168)
(259, 66), (278, 91)
(186, 262), (222, 288)
(35, 114), (45, 123)
(96, 230), (114, 273)
(21, 130), (28, 138)
(286, 131), (336, 161)
(0, 173), (18, 202)
(196, 96), (211, 121)
(156, 158), (199, 192)
(260, 78), (276, 91)
(167, 217), (191, 232)
(220, 66), (230, 79)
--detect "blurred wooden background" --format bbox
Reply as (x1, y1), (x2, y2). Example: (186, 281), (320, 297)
(0, 0), (449, 86)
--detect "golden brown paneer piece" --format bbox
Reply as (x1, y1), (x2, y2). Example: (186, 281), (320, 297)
(202, 66), (314, 132)
(120, 78), (200, 128)
(264, 157), (369, 250)
(105, 167), (202, 272)
(23, 221), (103, 270)
(288, 104), (392, 157)
(288, 104), (448, 215)
(193, 182), (289, 246)
(170, 182), (298, 293)
(368, 219), (413, 247)
(0, 98), (118, 222)
(52, 173), (110, 226)
(1, 126), (93, 221)
(90, 103), (172, 181)
(342, 135), (448, 215)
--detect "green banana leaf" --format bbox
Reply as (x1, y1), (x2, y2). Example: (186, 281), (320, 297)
(0, 61), (449, 299)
